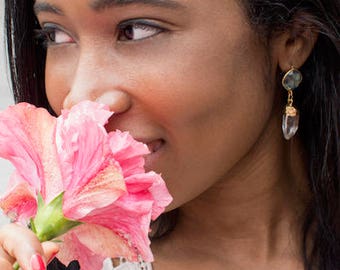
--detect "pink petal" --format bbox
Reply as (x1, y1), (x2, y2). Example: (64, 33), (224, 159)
(108, 131), (149, 177)
(57, 224), (136, 270)
(82, 196), (154, 262)
(57, 227), (106, 270)
(81, 171), (172, 262)
(63, 164), (127, 220)
(56, 107), (113, 192)
(60, 101), (112, 128)
(0, 174), (37, 222)
(0, 103), (63, 202)
(126, 172), (173, 220)
(57, 121), (108, 189)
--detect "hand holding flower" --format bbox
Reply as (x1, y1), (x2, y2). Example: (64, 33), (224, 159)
(0, 101), (172, 270)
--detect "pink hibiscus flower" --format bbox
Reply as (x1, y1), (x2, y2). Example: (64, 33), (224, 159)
(0, 101), (172, 270)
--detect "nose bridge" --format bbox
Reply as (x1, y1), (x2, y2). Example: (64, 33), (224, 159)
(66, 49), (108, 103)
(63, 47), (131, 113)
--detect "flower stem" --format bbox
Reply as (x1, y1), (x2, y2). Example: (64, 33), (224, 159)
(12, 262), (19, 270)
(32, 193), (81, 242)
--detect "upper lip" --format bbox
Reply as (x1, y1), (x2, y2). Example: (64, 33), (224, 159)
(103, 121), (164, 151)
(133, 137), (155, 144)
(132, 134), (164, 144)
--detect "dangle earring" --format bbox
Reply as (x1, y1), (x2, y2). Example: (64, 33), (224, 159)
(281, 67), (302, 140)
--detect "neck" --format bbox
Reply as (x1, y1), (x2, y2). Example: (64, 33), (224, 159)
(153, 115), (310, 269)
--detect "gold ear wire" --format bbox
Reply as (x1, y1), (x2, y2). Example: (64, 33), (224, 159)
(281, 67), (302, 140)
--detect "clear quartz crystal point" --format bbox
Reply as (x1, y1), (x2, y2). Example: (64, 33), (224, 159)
(282, 106), (299, 140)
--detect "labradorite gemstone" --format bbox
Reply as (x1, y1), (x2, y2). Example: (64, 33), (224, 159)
(282, 69), (302, 90)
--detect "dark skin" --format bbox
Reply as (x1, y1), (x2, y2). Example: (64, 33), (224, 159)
(0, 0), (318, 269)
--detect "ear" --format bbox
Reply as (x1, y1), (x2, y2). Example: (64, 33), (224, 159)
(271, 12), (319, 72)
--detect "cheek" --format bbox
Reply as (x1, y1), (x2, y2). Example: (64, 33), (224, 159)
(45, 48), (77, 115)
(133, 29), (274, 208)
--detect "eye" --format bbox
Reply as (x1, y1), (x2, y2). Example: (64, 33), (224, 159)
(50, 29), (74, 44)
(35, 25), (75, 46)
(118, 20), (164, 41)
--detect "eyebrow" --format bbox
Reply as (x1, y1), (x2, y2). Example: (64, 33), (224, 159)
(33, 2), (64, 15)
(90, 0), (186, 11)
(33, 0), (185, 15)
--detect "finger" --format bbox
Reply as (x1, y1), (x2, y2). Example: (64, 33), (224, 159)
(0, 240), (14, 263)
(0, 223), (46, 270)
(42, 241), (59, 265)
(0, 257), (13, 270)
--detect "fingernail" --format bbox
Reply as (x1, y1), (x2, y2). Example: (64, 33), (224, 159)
(47, 251), (58, 265)
(30, 254), (46, 270)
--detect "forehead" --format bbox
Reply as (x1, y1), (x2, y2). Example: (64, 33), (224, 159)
(34, 0), (187, 14)
(89, 0), (185, 10)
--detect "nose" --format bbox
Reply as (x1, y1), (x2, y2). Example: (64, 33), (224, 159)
(62, 55), (131, 114)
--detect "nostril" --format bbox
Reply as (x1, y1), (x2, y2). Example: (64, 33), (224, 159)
(62, 91), (91, 111)
(95, 91), (131, 114)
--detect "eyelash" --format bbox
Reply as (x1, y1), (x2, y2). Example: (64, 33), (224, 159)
(34, 27), (72, 48)
(35, 20), (166, 47)
(118, 19), (166, 42)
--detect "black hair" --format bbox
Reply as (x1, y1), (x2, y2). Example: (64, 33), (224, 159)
(240, 1), (340, 269)
(4, 1), (49, 109)
(4, 1), (340, 269)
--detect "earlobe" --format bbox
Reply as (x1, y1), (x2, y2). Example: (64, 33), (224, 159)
(274, 13), (319, 72)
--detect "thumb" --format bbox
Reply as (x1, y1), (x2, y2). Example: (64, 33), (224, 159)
(42, 241), (59, 265)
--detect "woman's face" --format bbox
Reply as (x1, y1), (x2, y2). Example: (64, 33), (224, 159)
(35, 0), (277, 209)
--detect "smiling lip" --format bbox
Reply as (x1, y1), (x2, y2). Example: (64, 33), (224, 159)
(133, 138), (165, 170)
(142, 139), (165, 171)
(146, 139), (165, 153)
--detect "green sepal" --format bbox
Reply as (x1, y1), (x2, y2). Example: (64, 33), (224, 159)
(30, 192), (82, 242)
(37, 193), (44, 209)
